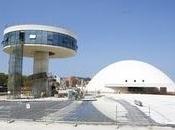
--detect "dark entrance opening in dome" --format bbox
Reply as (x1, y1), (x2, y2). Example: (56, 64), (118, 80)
(128, 87), (159, 94)
(111, 86), (162, 94)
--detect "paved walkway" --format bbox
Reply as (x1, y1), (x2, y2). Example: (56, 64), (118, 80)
(0, 100), (113, 123)
(106, 97), (158, 126)
(43, 101), (113, 122)
(0, 100), (72, 120)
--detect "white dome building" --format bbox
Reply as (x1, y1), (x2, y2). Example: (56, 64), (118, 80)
(87, 60), (175, 94)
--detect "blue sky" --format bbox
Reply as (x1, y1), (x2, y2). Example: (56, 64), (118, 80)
(0, 0), (175, 80)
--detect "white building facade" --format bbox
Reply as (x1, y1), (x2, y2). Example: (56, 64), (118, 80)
(87, 60), (175, 94)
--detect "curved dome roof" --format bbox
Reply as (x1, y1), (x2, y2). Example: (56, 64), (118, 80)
(87, 60), (175, 92)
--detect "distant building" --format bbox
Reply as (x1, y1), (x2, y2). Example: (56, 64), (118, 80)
(61, 76), (91, 88)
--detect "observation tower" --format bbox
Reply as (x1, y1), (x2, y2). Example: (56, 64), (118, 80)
(2, 24), (78, 98)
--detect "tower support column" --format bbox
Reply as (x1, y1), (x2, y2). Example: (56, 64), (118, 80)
(33, 51), (49, 74)
(32, 51), (50, 97)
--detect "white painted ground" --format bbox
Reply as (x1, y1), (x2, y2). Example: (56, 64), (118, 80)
(1, 94), (175, 129)
(0, 96), (68, 101)
(92, 96), (127, 122)
(0, 120), (174, 130)
(105, 94), (175, 125)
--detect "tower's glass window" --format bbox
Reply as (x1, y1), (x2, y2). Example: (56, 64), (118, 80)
(47, 32), (53, 44)
(3, 30), (77, 51)
(29, 34), (36, 39)
(19, 32), (25, 42)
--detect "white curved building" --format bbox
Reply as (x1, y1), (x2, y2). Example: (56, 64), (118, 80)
(87, 60), (175, 94)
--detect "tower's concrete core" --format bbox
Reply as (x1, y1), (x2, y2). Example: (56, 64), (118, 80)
(33, 51), (49, 74)
(2, 24), (78, 98)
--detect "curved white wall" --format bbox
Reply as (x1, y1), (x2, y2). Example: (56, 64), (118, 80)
(87, 60), (175, 92)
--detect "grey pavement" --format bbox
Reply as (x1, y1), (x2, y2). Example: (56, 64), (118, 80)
(0, 100), (113, 123)
(106, 97), (158, 126)
(43, 101), (113, 122)
(0, 100), (72, 120)
(64, 101), (113, 122)
(0, 98), (164, 126)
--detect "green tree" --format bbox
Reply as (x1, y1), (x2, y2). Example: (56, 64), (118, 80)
(0, 73), (8, 86)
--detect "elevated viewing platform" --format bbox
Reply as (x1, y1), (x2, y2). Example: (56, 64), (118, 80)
(2, 24), (78, 58)
(1, 24), (78, 98)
